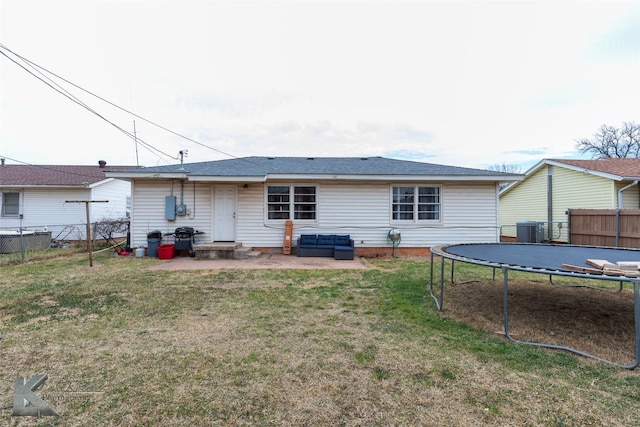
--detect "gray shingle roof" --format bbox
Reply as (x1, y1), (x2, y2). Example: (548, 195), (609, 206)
(111, 156), (511, 177)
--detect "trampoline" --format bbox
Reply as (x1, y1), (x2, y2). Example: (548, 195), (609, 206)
(429, 243), (640, 369)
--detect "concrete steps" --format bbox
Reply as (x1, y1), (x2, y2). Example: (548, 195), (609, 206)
(193, 242), (261, 260)
(233, 246), (262, 260)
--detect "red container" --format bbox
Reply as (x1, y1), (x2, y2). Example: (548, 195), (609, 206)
(157, 244), (175, 260)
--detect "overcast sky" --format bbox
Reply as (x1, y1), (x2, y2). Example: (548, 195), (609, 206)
(1, 0), (638, 170)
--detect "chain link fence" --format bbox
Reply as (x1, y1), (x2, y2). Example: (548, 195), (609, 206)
(0, 218), (129, 266)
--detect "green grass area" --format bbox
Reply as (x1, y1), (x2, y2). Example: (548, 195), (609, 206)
(0, 253), (639, 426)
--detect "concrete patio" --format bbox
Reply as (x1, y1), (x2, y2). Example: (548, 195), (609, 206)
(149, 253), (370, 271)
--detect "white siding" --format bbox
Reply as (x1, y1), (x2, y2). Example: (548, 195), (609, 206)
(0, 188), (91, 240)
(236, 183), (271, 247)
(236, 181), (499, 248)
(130, 180), (212, 248)
(91, 179), (131, 220)
(130, 179), (501, 249)
(440, 183), (500, 244)
(0, 179), (131, 240)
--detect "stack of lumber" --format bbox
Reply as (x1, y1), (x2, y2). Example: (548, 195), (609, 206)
(561, 259), (640, 276)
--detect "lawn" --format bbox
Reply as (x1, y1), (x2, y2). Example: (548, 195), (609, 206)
(1, 253), (639, 426)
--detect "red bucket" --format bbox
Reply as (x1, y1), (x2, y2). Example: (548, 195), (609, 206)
(157, 244), (175, 260)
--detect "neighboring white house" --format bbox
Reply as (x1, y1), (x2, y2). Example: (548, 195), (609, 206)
(499, 158), (640, 243)
(0, 159), (132, 241)
(106, 156), (522, 256)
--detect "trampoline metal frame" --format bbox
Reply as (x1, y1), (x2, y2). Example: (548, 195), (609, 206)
(429, 245), (640, 369)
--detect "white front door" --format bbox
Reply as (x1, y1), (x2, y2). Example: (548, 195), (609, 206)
(214, 186), (236, 241)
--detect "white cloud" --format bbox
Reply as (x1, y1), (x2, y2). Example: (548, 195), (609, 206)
(1, 1), (638, 170)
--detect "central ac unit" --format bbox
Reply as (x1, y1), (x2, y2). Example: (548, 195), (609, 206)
(516, 221), (544, 243)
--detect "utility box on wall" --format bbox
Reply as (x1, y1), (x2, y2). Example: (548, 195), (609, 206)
(165, 196), (177, 221)
(176, 204), (187, 216)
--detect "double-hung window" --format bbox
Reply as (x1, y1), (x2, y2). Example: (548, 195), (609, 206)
(267, 185), (316, 221)
(1, 192), (20, 217)
(392, 186), (440, 222)
(267, 186), (290, 219)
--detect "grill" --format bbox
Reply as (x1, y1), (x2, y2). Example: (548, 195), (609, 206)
(173, 227), (196, 255)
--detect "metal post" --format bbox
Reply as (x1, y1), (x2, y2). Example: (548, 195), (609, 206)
(502, 266), (512, 340)
(451, 259), (455, 284)
(429, 250), (443, 310)
(19, 214), (25, 262)
(430, 251), (434, 290)
(633, 281), (640, 368)
(439, 255), (445, 310)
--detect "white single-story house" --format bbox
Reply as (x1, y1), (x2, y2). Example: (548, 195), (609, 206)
(0, 160), (132, 241)
(500, 158), (640, 243)
(105, 156), (523, 256)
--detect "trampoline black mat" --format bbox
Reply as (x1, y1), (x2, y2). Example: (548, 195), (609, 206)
(430, 243), (640, 368)
(441, 243), (640, 273)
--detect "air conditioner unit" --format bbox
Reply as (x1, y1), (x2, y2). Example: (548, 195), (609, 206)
(516, 221), (544, 243)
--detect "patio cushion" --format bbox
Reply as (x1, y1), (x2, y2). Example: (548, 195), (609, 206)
(316, 235), (335, 249)
(334, 235), (351, 246)
(334, 245), (355, 260)
(299, 234), (318, 247)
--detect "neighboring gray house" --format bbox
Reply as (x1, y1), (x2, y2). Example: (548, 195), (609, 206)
(106, 156), (522, 256)
(0, 160), (131, 241)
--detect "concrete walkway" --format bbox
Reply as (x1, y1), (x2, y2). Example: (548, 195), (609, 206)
(149, 254), (370, 271)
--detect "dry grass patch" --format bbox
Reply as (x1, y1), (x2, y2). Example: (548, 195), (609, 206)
(1, 254), (640, 426)
(445, 278), (637, 366)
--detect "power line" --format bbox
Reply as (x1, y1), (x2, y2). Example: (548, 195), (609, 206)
(0, 43), (262, 167)
(0, 45), (176, 162)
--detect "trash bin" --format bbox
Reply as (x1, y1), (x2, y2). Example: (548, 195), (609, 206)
(147, 230), (162, 257)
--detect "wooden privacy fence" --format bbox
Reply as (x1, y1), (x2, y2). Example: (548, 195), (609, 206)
(568, 209), (640, 248)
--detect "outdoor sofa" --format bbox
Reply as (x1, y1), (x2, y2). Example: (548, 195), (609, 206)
(296, 234), (355, 260)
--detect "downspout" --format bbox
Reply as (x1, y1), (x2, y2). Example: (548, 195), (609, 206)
(547, 165), (553, 242)
(617, 180), (638, 209)
(616, 180), (638, 248)
(616, 208), (620, 248)
(566, 208), (571, 244)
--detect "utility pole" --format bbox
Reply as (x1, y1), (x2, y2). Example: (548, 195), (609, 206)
(133, 119), (140, 167)
(65, 200), (108, 266)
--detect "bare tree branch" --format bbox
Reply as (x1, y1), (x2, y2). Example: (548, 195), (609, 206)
(576, 121), (640, 158)
(488, 163), (523, 190)
(93, 217), (130, 245)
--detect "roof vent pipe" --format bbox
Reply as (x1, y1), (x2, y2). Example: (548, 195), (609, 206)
(98, 160), (107, 168)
